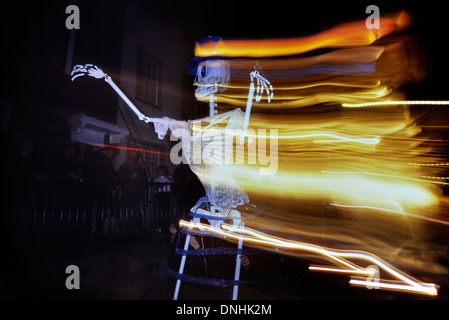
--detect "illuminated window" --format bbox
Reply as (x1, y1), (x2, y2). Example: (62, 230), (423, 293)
(136, 48), (161, 108)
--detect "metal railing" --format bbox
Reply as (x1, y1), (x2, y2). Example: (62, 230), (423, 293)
(8, 182), (201, 242)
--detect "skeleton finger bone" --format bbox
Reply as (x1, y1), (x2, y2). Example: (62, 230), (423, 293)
(260, 80), (273, 103)
(71, 65), (89, 81)
(71, 64), (107, 81)
(250, 70), (274, 103)
(70, 65), (87, 77)
(71, 65), (85, 74)
(264, 81), (273, 103)
(71, 72), (86, 81)
(255, 77), (262, 102)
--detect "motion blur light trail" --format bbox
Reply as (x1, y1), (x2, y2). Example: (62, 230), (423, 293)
(179, 220), (438, 296)
(195, 11), (411, 58)
(329, 203), (449, 226)
(203, 42), (424, 110)
(342, 100), (449, 108)
(182, 10), (449, 297)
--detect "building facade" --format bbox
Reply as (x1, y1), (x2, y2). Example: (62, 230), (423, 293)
(3, 0), (201, 177)
(115, 0), (200, 178)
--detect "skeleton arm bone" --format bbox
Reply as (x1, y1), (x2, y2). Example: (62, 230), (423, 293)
(242, 76), (255, 142)
(70, 64), (188, 141)
(71, 64), (156, 123)
(104, 76), (156, 123)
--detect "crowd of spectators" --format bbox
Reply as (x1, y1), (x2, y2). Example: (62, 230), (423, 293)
(5, 136), (204, 229)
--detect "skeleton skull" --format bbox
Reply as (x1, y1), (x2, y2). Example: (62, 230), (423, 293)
(194, 59), (230, 101)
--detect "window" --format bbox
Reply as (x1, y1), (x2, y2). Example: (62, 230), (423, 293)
(136, 49), (161, 108)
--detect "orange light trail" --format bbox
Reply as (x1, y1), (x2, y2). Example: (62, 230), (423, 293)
(181, 11), (448, 298)
(195, 12), (411, 58)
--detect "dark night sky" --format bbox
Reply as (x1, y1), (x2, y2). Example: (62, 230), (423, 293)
(179, 1), (449, 99)
(2, 1), (449, 115)
(180, 0), (449, 86)
(3, 1), (449, 90)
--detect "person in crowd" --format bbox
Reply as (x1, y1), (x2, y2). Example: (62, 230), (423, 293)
(117, 150), (147, 210)
(44, 140), (84, 209)
(153, 165), (174, 231)
(154, 165), (174, 192)
(172, 163), (205, 219)
(10, 136), (46, 211)
(83, 145), (119, 236)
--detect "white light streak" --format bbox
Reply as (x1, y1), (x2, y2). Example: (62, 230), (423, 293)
(178, 219), (439, 296)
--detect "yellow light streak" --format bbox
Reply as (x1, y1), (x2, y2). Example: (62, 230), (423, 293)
(217, 87), (393, 108)
(184, 12), (447, 299)
(248, 132), (380, 145)
(190, 125), (380, 145)
(322, 170), (431, 184)
(323, 170), (449, 186)
(178, 219), (438, 296)
(229, 166), (439, 210)
(342, 100), (449, 108)
(211, 80), (382, 91)
(409, 163), (449, 166)
(422, 176), (449, 180)
(330, 202), (449, 226)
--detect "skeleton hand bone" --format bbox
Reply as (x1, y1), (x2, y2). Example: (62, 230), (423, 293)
(240, 70), (273, 146)
(71, 64), (107, 81)
(250, 70), (273, 103)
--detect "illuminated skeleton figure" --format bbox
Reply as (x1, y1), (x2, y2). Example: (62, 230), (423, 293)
(71, 48), (273, 299)
(71, 60), (272, 220)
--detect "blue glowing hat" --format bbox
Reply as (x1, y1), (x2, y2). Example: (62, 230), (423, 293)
(186, 36), (230, 76)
